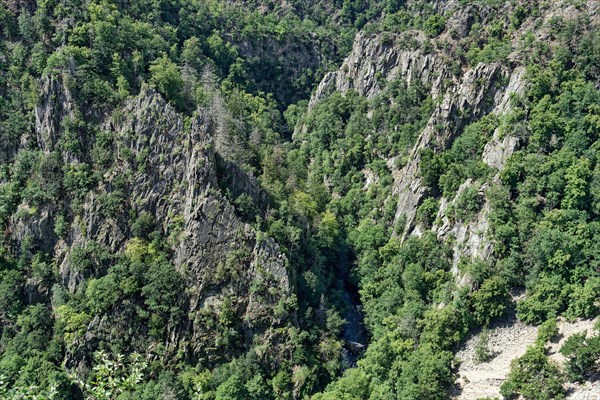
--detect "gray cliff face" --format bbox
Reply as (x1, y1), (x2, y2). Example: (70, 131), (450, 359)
(392, 62), (509, 237)
(35, 71), (76, 154)
(431, 67), (526, 278)
(12, 83), (291, 368)
(304, 12), (534, 281)
(305, 1), (599, 284)
(309, 31), (449, 110)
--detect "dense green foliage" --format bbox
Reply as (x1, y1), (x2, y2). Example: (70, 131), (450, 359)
(500, 345), (566, 400)
(1, 0), (600, 399)
(559, 322), (600, 382)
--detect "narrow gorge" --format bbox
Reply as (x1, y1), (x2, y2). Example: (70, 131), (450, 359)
(1, 1), (599, 399)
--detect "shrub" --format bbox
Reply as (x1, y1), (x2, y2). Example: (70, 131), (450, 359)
(466, 39), (512, 66)
(517, 274), (570, 325)
(536, 318), (558, 346)
(470, 276), (511, 326)
(453, 186), (484, 222)
(397, 344), (455, 400)
(215, 374), (249, 400)
(86, 274), (122, 315)
(424, 14), (446, 37)
(416, 197), (439, 227)
(82, 351), (146, 400)
(149, 54), (184, 109)
(474, 328), (494, 363)
(419, 148), (443, 190)
(560, 331), (600, 382)
(500, 345), (565, 400)
(566, 277), (600, 319)
(419, 306), (467, 350)
(510, 5), (528, 29)
(233, 193), (258, 221)
(130, 211), (156, 239)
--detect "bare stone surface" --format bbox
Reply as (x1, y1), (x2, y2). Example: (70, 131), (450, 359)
(455, 318), (598, 400)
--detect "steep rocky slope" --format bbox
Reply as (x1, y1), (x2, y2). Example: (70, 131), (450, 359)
(306, 30), (514, 279)
(306, 0), (598, 277)
(2, 0), (600, 398)
(10, 73), (291, 371)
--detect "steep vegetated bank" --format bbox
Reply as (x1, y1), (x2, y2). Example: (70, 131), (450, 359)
(1, 0), (600, 399)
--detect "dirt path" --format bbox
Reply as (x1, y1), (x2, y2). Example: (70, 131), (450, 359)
(454, 317), (598, 400)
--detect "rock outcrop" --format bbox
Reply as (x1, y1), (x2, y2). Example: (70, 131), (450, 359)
(393, 62), (508, 237)
(35, 69), (76, 154)
(432, 66), (527, 274)
(306, 1), (599, 283)
(309, 31), (449, 109)
(13, 82), (292, 369)
(306, 28), (523, 273)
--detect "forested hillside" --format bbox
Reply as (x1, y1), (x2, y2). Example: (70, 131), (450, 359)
(1, 0), (600, 399)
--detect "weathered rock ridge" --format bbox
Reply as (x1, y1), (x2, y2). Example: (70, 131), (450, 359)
(307, 1), (599, 277)
(307, 30), (525, 272)
(12, 80), (292, 370)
